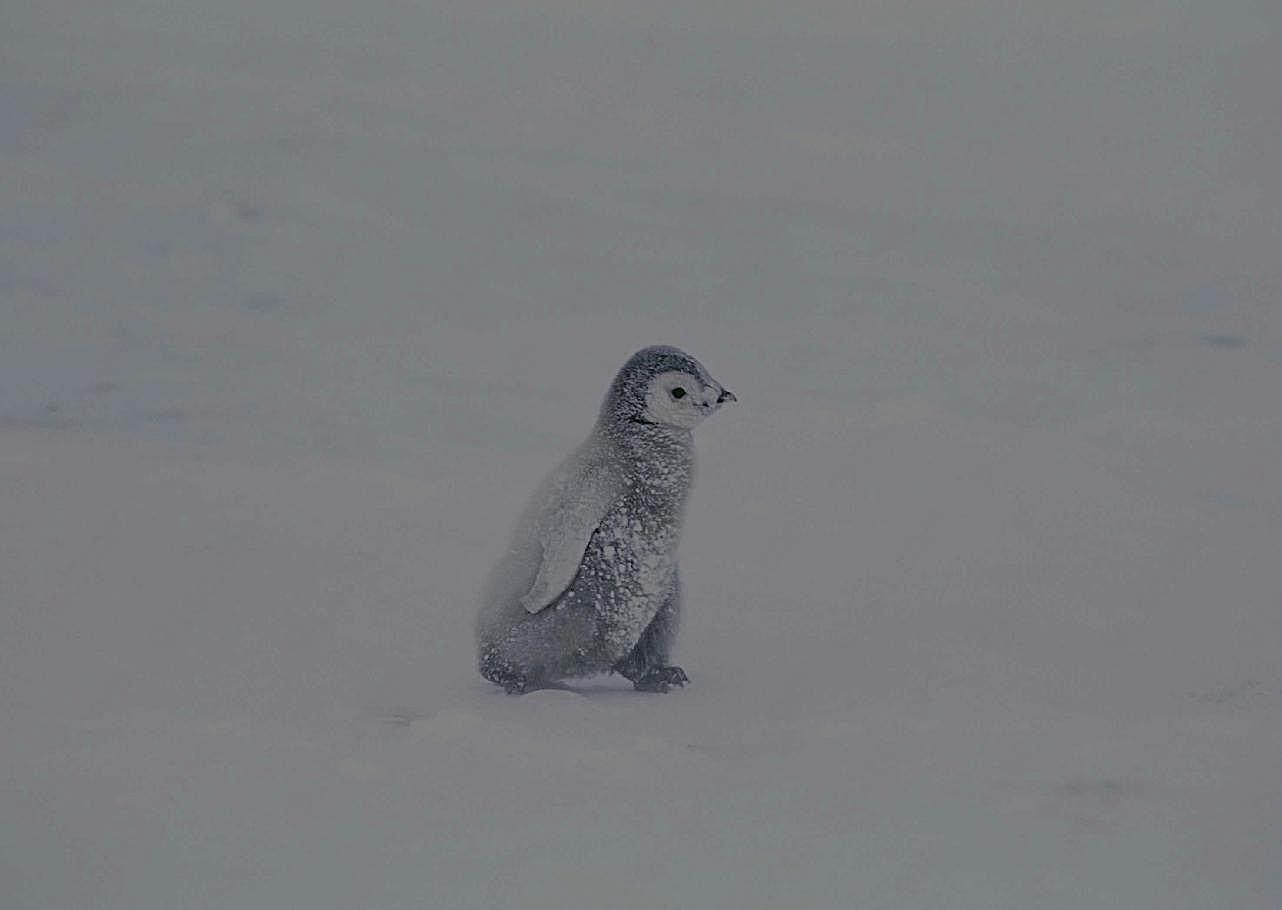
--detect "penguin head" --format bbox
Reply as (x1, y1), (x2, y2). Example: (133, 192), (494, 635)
(602, 345), (736, 431)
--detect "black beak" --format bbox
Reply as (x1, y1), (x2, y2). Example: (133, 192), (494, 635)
(717, 388), (737, 404)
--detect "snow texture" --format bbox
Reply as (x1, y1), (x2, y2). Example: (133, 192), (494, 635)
(3, 1), (1281, 908)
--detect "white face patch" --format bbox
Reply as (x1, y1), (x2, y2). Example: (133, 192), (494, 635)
(642, 370), (724, 429)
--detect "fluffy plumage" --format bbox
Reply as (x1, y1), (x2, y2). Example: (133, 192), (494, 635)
(476, 345), (735, 693)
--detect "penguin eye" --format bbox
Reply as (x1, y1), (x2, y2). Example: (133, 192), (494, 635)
(670, 387), (687, 400)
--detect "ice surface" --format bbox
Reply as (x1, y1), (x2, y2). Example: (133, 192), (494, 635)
(3, 1), (1280, 907)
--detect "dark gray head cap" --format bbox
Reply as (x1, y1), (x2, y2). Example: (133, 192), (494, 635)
(599, 345), (714, 424)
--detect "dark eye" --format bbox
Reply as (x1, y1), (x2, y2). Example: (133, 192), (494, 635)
(670, 387), (686, 400)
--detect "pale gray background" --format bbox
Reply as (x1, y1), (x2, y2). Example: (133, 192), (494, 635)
(3, 2), (1280, 907)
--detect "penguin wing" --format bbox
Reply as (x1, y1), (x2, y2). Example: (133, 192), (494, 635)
(519, 461), (621, 614)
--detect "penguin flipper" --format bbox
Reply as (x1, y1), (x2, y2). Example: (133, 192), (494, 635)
(519, 463), (620, 614)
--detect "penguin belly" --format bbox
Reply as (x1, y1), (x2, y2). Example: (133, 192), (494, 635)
(557, 501), (678, 665)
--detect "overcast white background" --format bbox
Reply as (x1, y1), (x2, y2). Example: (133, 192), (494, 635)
(3, 1), (1280, 907)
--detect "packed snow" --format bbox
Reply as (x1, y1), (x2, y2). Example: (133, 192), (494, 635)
(2, 1), (1280, 907)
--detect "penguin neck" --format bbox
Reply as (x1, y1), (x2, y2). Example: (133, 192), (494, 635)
(599, 417), (695, 492)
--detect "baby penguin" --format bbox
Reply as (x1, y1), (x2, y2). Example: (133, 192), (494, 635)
(477, 345), (735, 694)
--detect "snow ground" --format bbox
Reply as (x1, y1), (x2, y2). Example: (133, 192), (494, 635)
(3, 2), (1280, 907)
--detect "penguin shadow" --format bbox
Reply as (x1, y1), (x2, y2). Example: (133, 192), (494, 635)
(555, 679), (655, 700)
(366, 683), (599, 726)
(367, 673), (684, 730)
(477, 678), (649, 700)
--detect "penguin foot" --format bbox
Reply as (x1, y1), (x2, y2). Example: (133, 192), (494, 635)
(632, 666), (689, 693)
(500, 676), (530, 695)
(480, 661), (534, 695)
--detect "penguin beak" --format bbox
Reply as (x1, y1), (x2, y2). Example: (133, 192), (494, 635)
(716, 388), (737, 404)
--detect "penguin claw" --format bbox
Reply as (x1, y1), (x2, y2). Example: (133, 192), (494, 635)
(633, 666), (689, 693)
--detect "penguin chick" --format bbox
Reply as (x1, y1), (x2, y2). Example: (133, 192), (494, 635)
(476, 345), (736, 694)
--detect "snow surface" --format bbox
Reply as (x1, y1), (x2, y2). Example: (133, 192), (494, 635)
(3, 1), (1281, 907)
